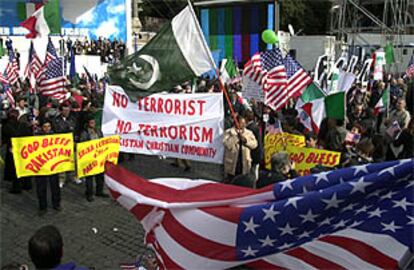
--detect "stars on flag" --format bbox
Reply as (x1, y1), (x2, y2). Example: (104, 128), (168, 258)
(368, 207), (386, 219)
(349, 177), (371, 194)
(243, 217), (260, 235)
(258, 235), (276, 247)
(322, 193), (343, 209)
(299, 209), (318, 223)
(381, 221), (402, 233)
(392, 198), (414, 211)
(235, 159), (413, 261)
(262, 205), (279, 222)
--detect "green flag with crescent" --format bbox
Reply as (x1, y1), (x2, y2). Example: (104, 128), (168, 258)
(108, 5), (214, 100)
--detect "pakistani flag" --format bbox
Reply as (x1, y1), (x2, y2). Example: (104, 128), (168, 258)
(385, 42), (395, 65)
(296, 81), (345, 133)
(109, 5), (214, 100)
(220, 58), (238, 83)
(374, 86), (390, 115)
(0, 39), (4, 58)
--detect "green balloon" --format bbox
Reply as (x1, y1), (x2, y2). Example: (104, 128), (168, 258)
(262, 30), (278, 44)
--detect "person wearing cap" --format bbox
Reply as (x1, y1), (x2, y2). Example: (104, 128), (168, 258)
(34, 118), (62, 216)
(80, 116), (109, 202)
(257, 152), (298, 189)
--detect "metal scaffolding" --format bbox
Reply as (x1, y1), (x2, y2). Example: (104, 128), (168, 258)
(330, 0), (413, 71)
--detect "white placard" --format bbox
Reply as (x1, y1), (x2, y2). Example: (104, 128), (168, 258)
(241, 76), (264, 102)
(102, 86), (224, 164)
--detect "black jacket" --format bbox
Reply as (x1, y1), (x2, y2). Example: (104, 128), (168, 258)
(247, 121), (263, 165)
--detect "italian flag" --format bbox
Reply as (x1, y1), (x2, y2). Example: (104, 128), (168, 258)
(220, 58), (238, 83)
(296, 81), (345, 133)
(20, 0), (61, 39)
(108, 5), (214, 100)
(374, 86), (390, 115)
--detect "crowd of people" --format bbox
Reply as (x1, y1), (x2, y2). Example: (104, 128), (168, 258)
(218, 71), (413, 188)
(1, 37), (413, 268)
(59, 36), (127, 64)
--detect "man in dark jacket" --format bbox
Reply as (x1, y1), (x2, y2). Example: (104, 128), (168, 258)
(2, 109), (32, 193)
(34, 119), (61, 217)
(80, 116), (108, 202)
(53, 104), (77, 187)
(245, 110), (262, 182)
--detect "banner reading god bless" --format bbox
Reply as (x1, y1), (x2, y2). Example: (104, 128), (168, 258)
(102, 86), (224, 164)
(76, 135), (120, 178)
(11, 133), (75, 178)
(287, 145), (341, 175)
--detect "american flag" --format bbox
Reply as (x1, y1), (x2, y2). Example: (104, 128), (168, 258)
(243, 48), (288, 111)
(5, 48), (19, 85)
(105, 159), (414, 269)
(0, 73), (9, 85)
(386, 121), (402, 140)
(345, 132), (361, 143)
(24, 41), (43, 93)
(38, 39), (67, 102)
(406, 55), (414, 78)
(282, 54), (312, 104)
(1, 73), (15, 106)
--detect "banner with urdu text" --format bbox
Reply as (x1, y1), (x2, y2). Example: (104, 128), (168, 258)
(11, 133), (75, 178)
(102, 86), (224, 164)
(76, 135), (120, 178)
(264, 132), (305, 170)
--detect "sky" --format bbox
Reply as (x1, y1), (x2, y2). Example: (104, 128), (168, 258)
(0, 0), (127, 41)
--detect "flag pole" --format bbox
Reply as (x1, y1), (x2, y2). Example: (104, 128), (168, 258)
(186, 0), (240, 129)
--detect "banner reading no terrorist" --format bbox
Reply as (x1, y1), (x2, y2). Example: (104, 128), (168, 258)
(102, 86), (224, 164)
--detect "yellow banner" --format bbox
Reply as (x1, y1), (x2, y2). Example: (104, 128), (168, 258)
(76, 135), (120, 178)
(286, 145), (341, 175)
(12, 133), (75, 178)
(264, 132), (306, 170)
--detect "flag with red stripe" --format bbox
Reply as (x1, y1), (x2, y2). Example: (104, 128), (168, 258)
(243, 48), (288, 111)
(282, 54), (312, 103)
(105, 159), (414, 269)
(1, 72), (15, 107)
(24, 41), (43, 93)
(5, 48), (19, 85)
(37, 39), (68, 102)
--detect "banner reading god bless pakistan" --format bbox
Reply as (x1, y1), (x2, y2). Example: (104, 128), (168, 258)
(102, 86), (224, 164)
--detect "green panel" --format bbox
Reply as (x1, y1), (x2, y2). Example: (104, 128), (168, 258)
(224, 7), (233, 58)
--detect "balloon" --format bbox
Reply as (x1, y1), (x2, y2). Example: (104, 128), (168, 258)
(261, 30), (278, 44)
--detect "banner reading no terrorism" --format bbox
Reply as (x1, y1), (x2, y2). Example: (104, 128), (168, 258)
(12, 133), (75, 178)
(102, 86), (224, 164)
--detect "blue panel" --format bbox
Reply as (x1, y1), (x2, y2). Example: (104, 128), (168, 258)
(267, 4), (274, 50)
(200, 9), (210, 46)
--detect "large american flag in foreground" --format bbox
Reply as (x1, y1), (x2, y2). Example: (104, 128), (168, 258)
(243, 48), (288, 111)
(105, 159), (414, 269)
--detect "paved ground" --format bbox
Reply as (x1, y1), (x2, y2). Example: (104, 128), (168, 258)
(0, 154), (223, 269)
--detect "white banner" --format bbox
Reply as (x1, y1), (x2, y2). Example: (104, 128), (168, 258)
(102, 86), (224, 164)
